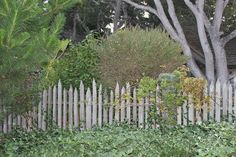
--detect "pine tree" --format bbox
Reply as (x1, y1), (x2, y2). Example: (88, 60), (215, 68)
(0, 0), (81, 113)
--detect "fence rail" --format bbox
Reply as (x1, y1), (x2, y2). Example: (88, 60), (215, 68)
(1, 79), (236, 133)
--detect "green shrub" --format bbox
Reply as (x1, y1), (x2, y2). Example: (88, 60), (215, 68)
(40, 35), (100, 89)
(95, 27), (186, 88)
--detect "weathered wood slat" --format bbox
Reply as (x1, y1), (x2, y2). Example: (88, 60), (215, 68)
(209, 82), (215, 120)
(120, 87), (125, 122)
(228, 84), (233, 122)
(183, 94), (188, 126)
(215, 80), (221, 122)
(138, 98), (144, 128)
(98, 85), (102, 127)
(57, 81), (62, 128)
(48, 86), (52, 120)
(133, 88), (137, 123)
(177, 106), (182, 125)
(222, 82), (228, 116)
(86, 88), (92, 129)
(53, 85), (57, 123)
(126, 83), (131, 124)
(202, 84), (208, 121)
(145, 97), (149, 129)
(109, 90), (114, 124)
(103, 89), (108, 124)
(63, 89), (67, 129)
(38, 97), (42, 129)
(115, 83), (120, 122)
(80, 81), (85, 129)
(188, 95), (194, 125)
(69, 86), (73, 129)
(42, 90), (47, 131)
(74, 88), (79, 128)
(92, 80), (97, 126)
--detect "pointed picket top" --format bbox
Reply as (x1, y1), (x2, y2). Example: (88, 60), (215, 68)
(86, 88), (91, 101)
(121, 86), (125, 96)
(120, 86), (125, 122)
(80, 80), (84, 89)
(115, 82), (120, 97)
(126, 82), (131, 124)
(74, 87), (79, 128)
(79, 81), (85, 130)
(98, 84), (102, 127)
(92, 79), (97, 126)
(86, 87), (92, 129)
(63, 88), (67, 129)
(58, 80), (62, 88)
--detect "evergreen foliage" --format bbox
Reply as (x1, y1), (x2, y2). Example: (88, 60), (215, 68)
(0, 0), (81, 113)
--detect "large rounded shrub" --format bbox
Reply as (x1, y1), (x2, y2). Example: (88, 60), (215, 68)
(96, 27), (186, 88)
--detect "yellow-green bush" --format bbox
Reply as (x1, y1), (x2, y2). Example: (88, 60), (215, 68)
(95, 27), (186, 88)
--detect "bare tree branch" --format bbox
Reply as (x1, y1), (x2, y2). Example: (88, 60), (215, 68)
(122, 0), (158, 16)
(222, 29), (236, 46)
(213, 0), (226, 32)
(113, 0), (122, 32)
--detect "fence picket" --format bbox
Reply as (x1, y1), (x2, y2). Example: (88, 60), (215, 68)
(183, 94), (188, 126)
(126, 83), (131, 124)
(145, 97), (149, 128)
(63, 89), (67, 129)
(98, 85), (102, 127)
(74, 88), (79, 128)
(133, 88), (137, 123)
(7, 114), (12, 132)
(58, 81), (62, 128)
(38, 97), (42, 129)
(17, 114), (21, 127)
(53, 85), (57, 123)
(223, 82), (228, 116)
(115, 83), (120, 122)
(215, 80), (221, 122)
(92, 80), (97, 126)
(209, 82), (215, 120)
(80, 81), (85, 129)
(120, 87), (125, 122)
(188, 95), (194, 125)
(69, 86), (73, 129)
(86, 88), (92, 129)
(3, 109), (7, 133)
(228, 84), (233, 122)
(138, 98), (144, 128)
(177, 106), (182, 125)
(42, 90), (47, 131)
(234, 77), (236, 122)
(48, 86), (52, 121)
(109, 90), (114, 124)
(103, 89), (108, 124)
(202, 84), (208, 121)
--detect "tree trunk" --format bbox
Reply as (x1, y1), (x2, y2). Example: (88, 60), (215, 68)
(113, 0), (122, 32)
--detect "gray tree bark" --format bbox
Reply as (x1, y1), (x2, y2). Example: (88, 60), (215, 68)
(123, 0), (236, 83)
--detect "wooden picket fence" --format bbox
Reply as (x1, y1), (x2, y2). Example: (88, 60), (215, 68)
(0, 79), (236, 133)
